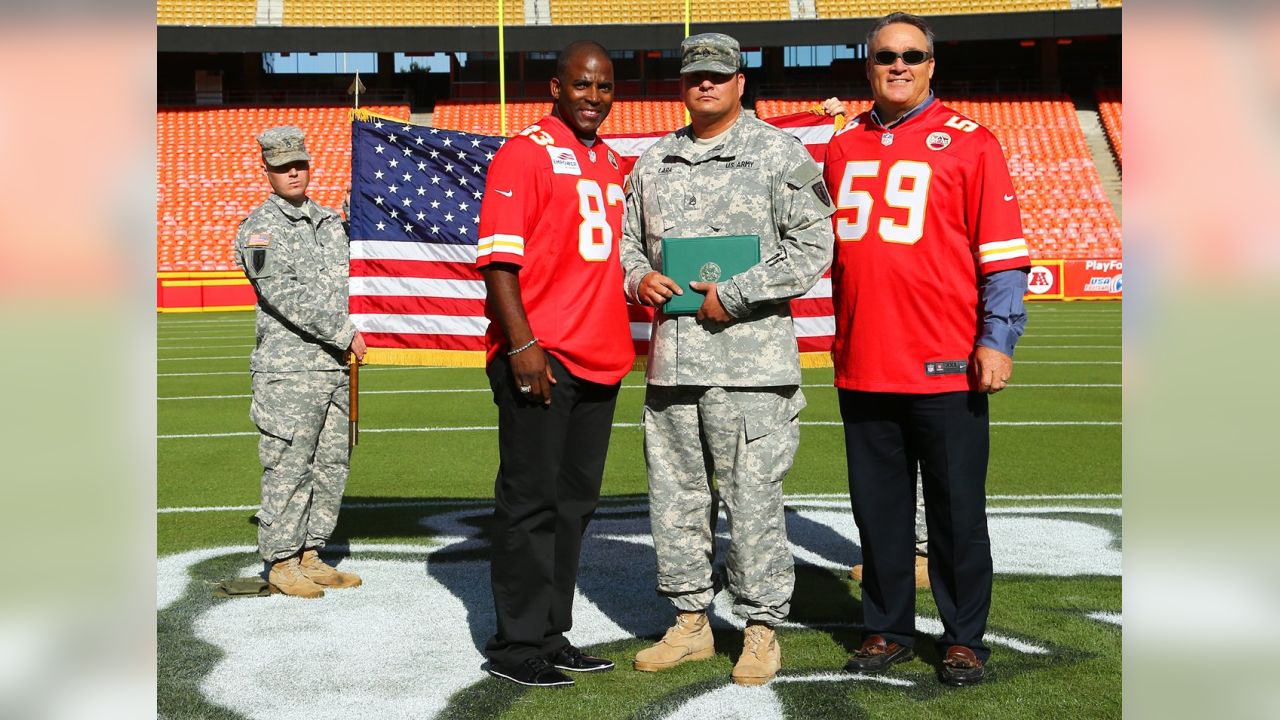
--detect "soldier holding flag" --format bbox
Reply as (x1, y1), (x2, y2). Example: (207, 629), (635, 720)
(233, 125), (367, 599)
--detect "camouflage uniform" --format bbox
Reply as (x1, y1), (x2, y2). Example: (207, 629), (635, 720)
(620, 109), (835, 624)
(234, 127), (357, 563)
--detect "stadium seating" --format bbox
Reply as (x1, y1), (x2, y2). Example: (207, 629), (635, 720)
(550, 0), (791, 24)
(1097, 87), (1121, 170)
(814, 0), (1070, 19)
(283, 0), (524, 26)
(757, 95), (1120, 260)
(157, 105), (409, 272)
(432, 100), (687, 136)
(157, 0), (256, 26)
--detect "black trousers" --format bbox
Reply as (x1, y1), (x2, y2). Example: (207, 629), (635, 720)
(839, 389), (993, 662)
(484, 353), (620, 668)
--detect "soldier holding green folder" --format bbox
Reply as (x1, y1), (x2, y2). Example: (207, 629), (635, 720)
(619, 32), (834, 687)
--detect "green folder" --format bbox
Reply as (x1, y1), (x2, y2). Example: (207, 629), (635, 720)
(660, 235), (760, 315)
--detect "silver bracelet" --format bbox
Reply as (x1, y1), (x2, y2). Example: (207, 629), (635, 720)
(507, 337), (538, 356)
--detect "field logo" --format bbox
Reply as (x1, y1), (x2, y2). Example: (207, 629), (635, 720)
(1027, 265), (1055, 295)
(159, 498), (1121, 720)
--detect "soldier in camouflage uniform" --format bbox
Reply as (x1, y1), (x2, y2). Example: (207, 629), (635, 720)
(620, 33), (835, 686)
(233, 126), (367, 599)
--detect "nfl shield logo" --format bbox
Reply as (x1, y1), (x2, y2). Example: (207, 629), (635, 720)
(881, 132), (894, 146)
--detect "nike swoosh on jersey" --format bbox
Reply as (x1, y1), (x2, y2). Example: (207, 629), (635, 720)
(495, 189), (514, 197)
(1003, 194), (1014, 201)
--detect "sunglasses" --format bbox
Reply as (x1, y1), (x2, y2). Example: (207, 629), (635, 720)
(872, 49), (932, 66)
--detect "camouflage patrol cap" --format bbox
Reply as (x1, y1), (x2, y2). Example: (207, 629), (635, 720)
(257, 125), (311, 167)
(680, 33), (741, 75)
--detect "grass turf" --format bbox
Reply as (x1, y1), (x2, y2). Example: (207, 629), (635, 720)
(157, 301), (1121, 719)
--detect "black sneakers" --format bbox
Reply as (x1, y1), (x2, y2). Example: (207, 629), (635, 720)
(551, 645), (615, 672)
(488, 656), (575, 688)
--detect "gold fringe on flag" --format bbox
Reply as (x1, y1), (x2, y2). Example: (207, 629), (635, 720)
(363, 348), (486, 367)
(349, 108), (421, 125)
(798, 351), (835, 369)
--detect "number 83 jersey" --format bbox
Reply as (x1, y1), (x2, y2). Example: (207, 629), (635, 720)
(822, 99), (1030, 394)
(477, 113), (635, 385)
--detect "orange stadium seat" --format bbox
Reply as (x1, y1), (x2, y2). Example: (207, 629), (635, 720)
(157, 0), (257, 26)
(432, 100), (686, 136)
(550, 0), (791, 25)
(282, 0), (525, 26)
(1096, 88), (1121, 170)
(757, 95), (1120, 260)
(814, 0), (1071, 20)
(156, 104), (410, 272)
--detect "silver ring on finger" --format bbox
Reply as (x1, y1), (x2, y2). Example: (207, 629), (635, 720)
(519, 385), (532, 393)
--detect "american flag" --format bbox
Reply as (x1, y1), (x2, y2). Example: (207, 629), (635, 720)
(348, 109), (840, 367)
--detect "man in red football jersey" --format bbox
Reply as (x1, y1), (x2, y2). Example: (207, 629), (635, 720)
(476, 40), (635, 688)
(823, 12), (1030, 687)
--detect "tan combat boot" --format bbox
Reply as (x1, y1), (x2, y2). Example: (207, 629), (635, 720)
(634, 612), (715, 672)
(914, 555), (930, 589)
(268, 556), (325, 598)
(731, 623), (780, 686)
(299, 548), (363, 588)
(848, 556), (930, 589)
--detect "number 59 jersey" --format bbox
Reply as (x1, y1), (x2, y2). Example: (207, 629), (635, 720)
(823, 100), (1030, 394)
(477, 113), (635, 385)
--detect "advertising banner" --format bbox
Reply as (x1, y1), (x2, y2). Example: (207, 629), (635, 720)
(1063, 258), (1123, 299)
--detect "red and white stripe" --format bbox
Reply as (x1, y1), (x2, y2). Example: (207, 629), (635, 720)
(350, 111), (840, 360)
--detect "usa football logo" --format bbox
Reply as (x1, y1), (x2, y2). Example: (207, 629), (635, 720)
(926, 132), (952, 150)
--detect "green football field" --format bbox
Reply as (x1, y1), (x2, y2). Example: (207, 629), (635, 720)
(158, 301), (1121, 720)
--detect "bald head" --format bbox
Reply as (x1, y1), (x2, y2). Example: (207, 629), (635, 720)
(556, 40), (610, 81)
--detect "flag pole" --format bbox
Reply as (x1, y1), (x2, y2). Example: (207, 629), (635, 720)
(683, 0), (691, 126)
(498, 0), (507, 136)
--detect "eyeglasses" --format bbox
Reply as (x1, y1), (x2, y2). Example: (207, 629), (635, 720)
(872, 49), (931, 66)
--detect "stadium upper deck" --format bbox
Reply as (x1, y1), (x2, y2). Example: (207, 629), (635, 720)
(157, 0), (1118, 26)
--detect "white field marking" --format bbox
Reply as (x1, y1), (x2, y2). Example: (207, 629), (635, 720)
(158, 493), (1116, 515)
(158, 420), (1119, 439)
(1015, 344), (1121, 349)
(1029, 306), (1121, 311)
(159, 388), (491, 400)
(158, 344), (255, 350)
(158, 365), (463, 378)
(159, 371), (244, 377)
(773, 673), (916, 687)
(773, 620), (1050, 656)
(660, 684), (787, 720)
(1021, 333), (1118, 337)
(1087, 612), (1122, 626)
(156, 318), (254, 325)
(158, 355), (245, 362)
(1017, 361), (1121, 365)
(1023, 325), (1121, 329)
(158, 382), (1118, 401)
(799, 421), (1120, 427)
(157, 333), (253, 340)
(784, 500), (1121, 516)
(1004, 383), (1120, 388)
